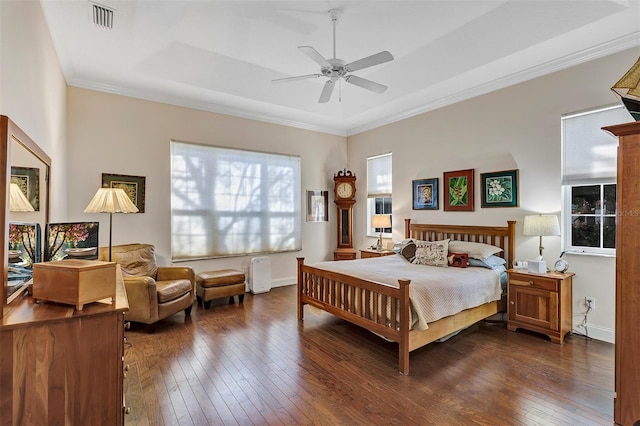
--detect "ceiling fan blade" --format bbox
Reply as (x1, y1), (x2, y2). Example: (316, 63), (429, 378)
(344, 75), (387, 94)
(318, 79), (335, 103)
(345, 51), (394, 72)
(298, 46), (331, 68)
(272, 74), (323, 83)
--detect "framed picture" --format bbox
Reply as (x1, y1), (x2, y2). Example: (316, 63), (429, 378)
(306, 190), (328, 222)
(102, 173), (146, 213)
(412, 178), (438, 210)
(10, 166), (40, 211)
(444, 169), (474, 211)
(481, 169), (519, 208)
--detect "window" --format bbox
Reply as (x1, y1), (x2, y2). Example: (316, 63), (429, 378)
(367, 153), (392, 236)
(171, 141), (301, 260)
(561, 105), (628, 255)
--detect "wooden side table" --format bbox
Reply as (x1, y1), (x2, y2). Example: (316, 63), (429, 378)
(506, 269), (574, 344)
(360, 248), (395, 259)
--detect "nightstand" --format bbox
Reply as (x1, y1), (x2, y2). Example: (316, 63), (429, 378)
(360, 248), (395, 259)
(506, 269), (574, 344)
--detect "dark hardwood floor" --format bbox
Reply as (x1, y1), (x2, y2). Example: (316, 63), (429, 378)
(124, 285), (614, 425)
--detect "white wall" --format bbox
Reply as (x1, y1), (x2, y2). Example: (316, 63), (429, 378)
(66, 88), (346, 286)
(348, 48), (639, 343)
(0, 0), (67, 220)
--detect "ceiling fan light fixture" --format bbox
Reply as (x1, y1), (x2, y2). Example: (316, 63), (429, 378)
(272, 9), (393, 103)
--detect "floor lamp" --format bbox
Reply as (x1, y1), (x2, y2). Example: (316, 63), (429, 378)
(84, 187), (139, 261)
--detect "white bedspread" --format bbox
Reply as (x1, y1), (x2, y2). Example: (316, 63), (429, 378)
(312, 254), (502, 331)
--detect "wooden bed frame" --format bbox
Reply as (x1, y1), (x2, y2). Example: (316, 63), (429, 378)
(297, 218), (516, 375)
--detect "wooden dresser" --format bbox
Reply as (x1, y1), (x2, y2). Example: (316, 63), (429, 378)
(0, 277), (129, 425)
(603, 121), (640, 426)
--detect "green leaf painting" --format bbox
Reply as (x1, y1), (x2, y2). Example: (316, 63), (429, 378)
(449, 176), (468, 206)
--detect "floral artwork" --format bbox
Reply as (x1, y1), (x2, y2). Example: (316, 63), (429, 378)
(443, 169), (474, 211)
(45, 222), (99, 261)
(413, 178), (438, 210)
(481, 169), (519, 208)
(8, 222), (40, 264)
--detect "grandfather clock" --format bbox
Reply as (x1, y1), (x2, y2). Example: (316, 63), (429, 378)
(333, 169), (357, 261)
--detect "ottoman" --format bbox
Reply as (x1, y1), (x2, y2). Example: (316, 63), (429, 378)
(196, 269), (246, 309)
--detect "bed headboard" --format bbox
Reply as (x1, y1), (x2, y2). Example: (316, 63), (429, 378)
(404, 219), (516, 268)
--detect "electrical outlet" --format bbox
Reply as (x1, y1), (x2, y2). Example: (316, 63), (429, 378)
(585, 297), (595, 310)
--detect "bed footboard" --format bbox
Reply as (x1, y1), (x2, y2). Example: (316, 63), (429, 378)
(297, 257), (411, 374)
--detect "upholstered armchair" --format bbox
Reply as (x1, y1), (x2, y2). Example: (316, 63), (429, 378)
(99, 243), (195, 331)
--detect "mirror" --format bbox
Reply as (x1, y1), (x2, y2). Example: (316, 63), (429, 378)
(1, 116), (50, 310)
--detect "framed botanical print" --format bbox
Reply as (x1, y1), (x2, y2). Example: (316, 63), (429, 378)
(481, 169), (519, 208)
(412, 178), (438, 210)
(102, 173), (146, 213)
(443, 169), (474, 211)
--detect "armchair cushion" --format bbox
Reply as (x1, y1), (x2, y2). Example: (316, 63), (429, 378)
(108, 244), (158, 278)
(156, 279), (193, 303)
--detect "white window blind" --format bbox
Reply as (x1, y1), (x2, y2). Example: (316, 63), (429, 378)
(367, 153), (392, 197)
(561, 105), (629, 185)
(171, 141), (301, 261)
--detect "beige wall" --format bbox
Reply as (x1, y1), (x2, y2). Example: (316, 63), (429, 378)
(67, 88), (346, 287)
(0, 0), (67, 220)
(347, 48), (639, 343)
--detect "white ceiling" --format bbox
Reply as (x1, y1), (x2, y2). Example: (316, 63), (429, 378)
(40, 0), (640, 136)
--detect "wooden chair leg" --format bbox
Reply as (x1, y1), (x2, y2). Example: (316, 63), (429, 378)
(145, 323), (156, 333)
(203, 300), (211, 309)
(184, 305), (193, 316)
(228, 296), (235, 304)
(238, 294), (244, 304)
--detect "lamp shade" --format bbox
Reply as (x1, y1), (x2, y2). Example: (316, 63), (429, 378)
(84, 187), (139, 214)
(523, 215), (560, 237)
(9, 183), (35, 212)
(371, 214), (391, 229)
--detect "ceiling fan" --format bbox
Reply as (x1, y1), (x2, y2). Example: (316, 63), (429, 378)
(272, 9), (394, 103)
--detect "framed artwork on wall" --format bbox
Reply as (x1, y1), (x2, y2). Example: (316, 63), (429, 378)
(412, 178), (438, 210)
(480, 169), (519, 208)
(306, 190), (328, 222)
(102, 173), (146, 213)
(443, 169), (474, 211)
(11, 166), (40, 211)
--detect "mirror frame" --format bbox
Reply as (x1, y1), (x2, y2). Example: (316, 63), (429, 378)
(1, 116), (51, 317)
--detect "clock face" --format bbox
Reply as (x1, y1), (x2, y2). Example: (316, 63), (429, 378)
(337, 182), (353, 199)
(554, 259), (569, 272)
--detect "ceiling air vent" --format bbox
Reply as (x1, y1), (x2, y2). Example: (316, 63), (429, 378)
(90, 2), (114, 29)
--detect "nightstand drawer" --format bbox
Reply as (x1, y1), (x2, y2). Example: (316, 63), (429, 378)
(509, 273), (558, 292)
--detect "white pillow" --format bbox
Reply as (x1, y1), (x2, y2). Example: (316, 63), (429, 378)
(448, 240), (502, 260)
(412, 239), (449, 267)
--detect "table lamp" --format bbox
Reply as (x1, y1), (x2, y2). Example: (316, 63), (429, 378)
(371, 214), (391, 251)
(523, 214), (560, 261)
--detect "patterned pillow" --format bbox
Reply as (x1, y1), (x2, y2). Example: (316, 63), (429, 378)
(448, 252), (469, 268)
(400, 240), (417, 263)
(412, 239), (449, 267)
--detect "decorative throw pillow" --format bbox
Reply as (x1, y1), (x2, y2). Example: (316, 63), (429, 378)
(448, 252), (469, 268)
(448, 240), (503, 260)
(412, 239), (449, 267)
(400, 240), (417, 262)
